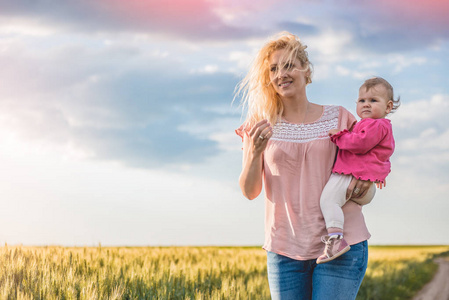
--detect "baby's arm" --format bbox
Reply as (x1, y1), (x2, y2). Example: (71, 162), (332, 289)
(331, 120), (387, 154)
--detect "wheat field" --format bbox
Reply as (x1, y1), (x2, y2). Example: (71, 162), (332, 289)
(1, 245), (448, 299)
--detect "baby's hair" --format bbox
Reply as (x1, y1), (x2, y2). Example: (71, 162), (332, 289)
(361, 77), (401, 113)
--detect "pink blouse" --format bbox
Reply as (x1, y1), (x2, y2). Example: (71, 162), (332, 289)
(236, 105), (371, 260)
(331, 118), (394, 183)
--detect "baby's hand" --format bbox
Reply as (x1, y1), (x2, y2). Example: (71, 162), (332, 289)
(376, 180), (386, 189)
(328, 129), (340, 136)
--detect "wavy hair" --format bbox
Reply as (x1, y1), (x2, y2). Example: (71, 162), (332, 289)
(235, 32), (312, 127)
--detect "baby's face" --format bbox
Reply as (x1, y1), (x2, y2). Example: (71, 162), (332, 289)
(356, 84), (393, 119)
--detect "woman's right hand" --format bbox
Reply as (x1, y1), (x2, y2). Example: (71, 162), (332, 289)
(248, 119), (273, 155)
(239, 119), (272, 200)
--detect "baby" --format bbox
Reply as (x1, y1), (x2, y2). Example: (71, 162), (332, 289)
(317, 77), (400, 264)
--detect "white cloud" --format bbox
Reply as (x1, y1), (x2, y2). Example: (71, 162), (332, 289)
(178, 114), (242, 153)
(211, 3), (250, 24)
(190, 64), (219, 74)
(151, 49), (169, 58)
(388, 54), (427, 73)
(390, 94), (449, 192)
(335, 65), (376, 79)
(391, 94), (449, 128)
(307, 29), (353, 62)
(305, 29), (385, 81)
(228, 50), (254, 72)
(399, 128), (449, 152)
(335, 65), (350, 76)
(0, 16), (59, 36)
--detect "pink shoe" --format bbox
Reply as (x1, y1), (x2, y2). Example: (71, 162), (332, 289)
(316, 235), (351, 264)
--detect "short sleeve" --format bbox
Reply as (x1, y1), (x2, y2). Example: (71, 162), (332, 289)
(235, 122), (250, 141)
(338, 106), (357, 131)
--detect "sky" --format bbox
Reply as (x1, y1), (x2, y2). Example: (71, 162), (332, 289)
(0, 0), (448, 246)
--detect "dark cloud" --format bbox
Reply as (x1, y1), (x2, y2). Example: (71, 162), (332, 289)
(0, 0), (266, 40)
(342, 0), (449, 53)
(272, 0), (449, 54)
(79, 67), (239, 122)
(77, 113), (220, 169)
(67, 69), (238, 168)
(276, 21), (319, 36)
(0, 41), (239, 169)
(3, 0), (447, 51)
(80, 69), (239, 167)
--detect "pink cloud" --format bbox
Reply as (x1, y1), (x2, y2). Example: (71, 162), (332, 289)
(90, 0), (217, 30)
(370, 0), (449, 29)
(344, 0), (449, 51)
(81, 0), (263, 39)
(0, 0), (263, 40)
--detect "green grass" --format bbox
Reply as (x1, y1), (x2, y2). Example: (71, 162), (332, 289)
(1, 245), (448, 299)
(357, 245), (449, 300)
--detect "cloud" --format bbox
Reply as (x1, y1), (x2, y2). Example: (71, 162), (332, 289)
(388, 55), (427, 74)
(391, 94), (449, 181)
(190, 65), (220, 74)
(1, 0), (447, 171)
(3, 0), (449, 52)
(0, 30), (240, 169)
(331, 54), (427, 80)
(301, 28), (353, 59)
(273, 0), (449, 55)
(228, 51), (255, 73)
(347, 0), (449, 52)
(372, 0), (449, 30)
(391, 94), (449, 130)
(400, 128), (449, 153)
(335, 65), (376, 80)
(0, 0), (265, 40)
(276, 21), (319, 36)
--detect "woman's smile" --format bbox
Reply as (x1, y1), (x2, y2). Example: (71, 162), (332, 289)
(279, 80), (293, 88)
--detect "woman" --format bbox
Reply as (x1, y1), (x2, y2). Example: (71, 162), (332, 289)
(235, 32), (371, 299)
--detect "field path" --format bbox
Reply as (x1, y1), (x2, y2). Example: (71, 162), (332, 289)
(412, 257), (449, 300)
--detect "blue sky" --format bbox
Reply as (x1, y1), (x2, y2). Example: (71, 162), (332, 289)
(0, 0), (448, 246)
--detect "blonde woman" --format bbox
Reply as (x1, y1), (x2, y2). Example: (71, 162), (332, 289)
(235, 32), (371, 299)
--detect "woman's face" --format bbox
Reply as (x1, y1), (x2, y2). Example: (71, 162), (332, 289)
(268, 49), (309, 99)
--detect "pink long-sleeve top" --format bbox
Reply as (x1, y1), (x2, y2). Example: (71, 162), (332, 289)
(331, 118), (395, 183)
(236, 106), (371, 260)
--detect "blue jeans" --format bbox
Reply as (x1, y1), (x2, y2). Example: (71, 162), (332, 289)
(267, 241), (368, 300)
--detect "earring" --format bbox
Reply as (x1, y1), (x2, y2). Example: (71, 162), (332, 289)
(306, 76), (312, 84)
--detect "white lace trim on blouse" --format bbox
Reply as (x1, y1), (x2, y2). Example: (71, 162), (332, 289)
(270, 105), (340, 143)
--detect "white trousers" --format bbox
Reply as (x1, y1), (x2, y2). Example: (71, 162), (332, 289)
(320, 173), (376, 230)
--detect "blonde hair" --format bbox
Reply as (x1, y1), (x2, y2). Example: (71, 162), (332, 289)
(361, 77), (401, 113)
(235, 32), (312, 126)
